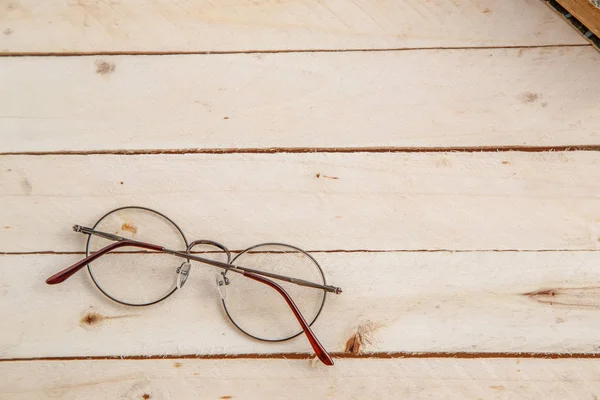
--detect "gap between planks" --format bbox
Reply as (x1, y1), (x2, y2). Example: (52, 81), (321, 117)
(0, 44), (590, 58)
(5, 145), (600, 156)
(5, 249), (600, 256)
(4, 352), (600, 363)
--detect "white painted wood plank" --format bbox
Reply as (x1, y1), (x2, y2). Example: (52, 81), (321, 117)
(3, 251), (600, 358)
(0, 0), (586, 54)
(2, 358), (600, 399)
(1, 47), (600, 152)
(2, 152), (600, 252)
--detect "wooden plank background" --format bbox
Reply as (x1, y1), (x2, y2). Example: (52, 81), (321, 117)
(3, 152), (600, 252)
(3, 358), (600, 399)
(2, 47), (600, 152)
(4, 251), (600, 358)
(2, 0), (600, 399)
(0, 0), (587, 53)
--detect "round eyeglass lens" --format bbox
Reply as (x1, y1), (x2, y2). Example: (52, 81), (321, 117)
(222, 244), (326, 341)
(87, 207), (188, 306)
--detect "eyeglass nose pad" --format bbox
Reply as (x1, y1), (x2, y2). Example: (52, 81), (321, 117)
(215, 272), (229, 299)
(177, 262), (191, 289)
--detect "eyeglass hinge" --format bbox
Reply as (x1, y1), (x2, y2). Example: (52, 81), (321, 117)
(217, 272), (230, 286)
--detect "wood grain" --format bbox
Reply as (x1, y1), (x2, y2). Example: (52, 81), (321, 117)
(1, 47), (600, 153)
(3, 152), (600, 252)
(0, 0), (586, 54)
(555, 0), (600, 37)
(1, 0), (597, 396)
(3, 358), (600, 399)
(4, 251), (600, 358)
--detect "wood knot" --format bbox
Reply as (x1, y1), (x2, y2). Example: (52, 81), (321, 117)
(95, 60), (116, 75)
(80, 310), (131, 327)
(81, 312), (103, 326)
(121, 222), (137, 234)
(345, 333), (362, 355)
(142, 394), (151, 400)
(520, 92), (540, 104)
(530, 289), (557, 297)
(523, 286), (600, 309)
(344, 321), (382, 355)
(316, 173), (339, 180)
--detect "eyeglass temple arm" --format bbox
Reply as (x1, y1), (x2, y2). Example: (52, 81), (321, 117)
(243, 271), (334, 366)
(46, 241), (335, 365)
(45, 240), (163, 285)
(48, 226), (343, 295)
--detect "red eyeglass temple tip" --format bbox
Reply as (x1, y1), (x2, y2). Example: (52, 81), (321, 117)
(243, 271), (335, 366)
(45, 240), (163, 286)
(320, 350), (335, 366)
(46, 275), (65, 285)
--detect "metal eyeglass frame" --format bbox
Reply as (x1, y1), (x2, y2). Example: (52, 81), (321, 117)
(45, 207), (343, 366)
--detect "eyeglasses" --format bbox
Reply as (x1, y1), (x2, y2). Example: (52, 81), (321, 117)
(45, 206), (342, 366)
